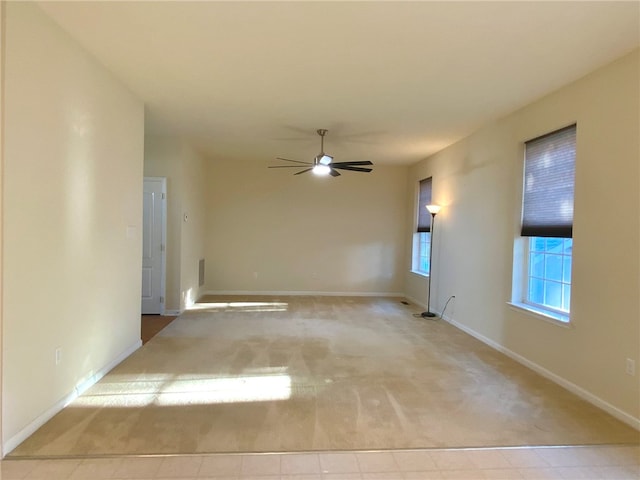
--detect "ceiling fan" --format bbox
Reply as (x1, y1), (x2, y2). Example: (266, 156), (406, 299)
(269, 129), (374, 177)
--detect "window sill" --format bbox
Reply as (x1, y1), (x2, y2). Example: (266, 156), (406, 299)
(410, 270), (429, 278)
(507, 302), (571, 328)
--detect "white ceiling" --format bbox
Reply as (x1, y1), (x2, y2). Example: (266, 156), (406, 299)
(37, 1), (639, 166)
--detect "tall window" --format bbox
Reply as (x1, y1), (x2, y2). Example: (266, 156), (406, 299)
(413, 177), (433, 275)
(518, 125), (576, 319)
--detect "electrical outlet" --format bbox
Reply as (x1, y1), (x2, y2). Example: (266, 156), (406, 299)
(55, 347), (62, 366)
(625, 358), (635, 376)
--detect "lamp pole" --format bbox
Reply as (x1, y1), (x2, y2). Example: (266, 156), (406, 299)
(421, 205), (441, 318)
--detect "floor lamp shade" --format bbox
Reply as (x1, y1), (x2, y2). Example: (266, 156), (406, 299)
(426, 204), (441, 215)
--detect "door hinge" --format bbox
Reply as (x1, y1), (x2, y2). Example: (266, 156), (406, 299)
(162, 193), (166, 200)
(160, 244), (165, 252)
(160, 296), (164, 303)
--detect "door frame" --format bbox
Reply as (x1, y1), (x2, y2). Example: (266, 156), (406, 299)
(143, 177), (167, 315)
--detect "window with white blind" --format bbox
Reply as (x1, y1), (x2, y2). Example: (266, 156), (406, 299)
(513, 125), (576, 321)
(412, 177), (433, 275)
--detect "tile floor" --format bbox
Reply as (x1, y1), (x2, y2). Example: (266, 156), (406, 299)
(2, 445), (638, 479)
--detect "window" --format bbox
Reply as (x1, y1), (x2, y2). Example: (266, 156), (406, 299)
(413, 177), (433, 275)
(514, 125), (576, 320)
(527, 237), (572, 314)
(414, 232), (431, 275)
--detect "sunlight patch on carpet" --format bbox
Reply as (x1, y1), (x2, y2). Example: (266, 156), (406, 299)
(187, 301), (289, 312)
(73, 373), (293, 407)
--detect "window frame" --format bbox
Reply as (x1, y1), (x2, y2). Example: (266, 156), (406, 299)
(522, 236), (572, 319)
(510, 240), (570, 326)
(412, 231), (431, 276)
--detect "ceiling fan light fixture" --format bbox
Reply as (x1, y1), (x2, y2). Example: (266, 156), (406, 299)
(318, 154), (333, 165)
(312, 164), (331, 176)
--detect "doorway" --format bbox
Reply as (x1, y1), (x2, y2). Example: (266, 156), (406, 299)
(142, 177), (166, 314)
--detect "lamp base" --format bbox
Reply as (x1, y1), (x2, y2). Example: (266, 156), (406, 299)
(420, 311), (437, 318)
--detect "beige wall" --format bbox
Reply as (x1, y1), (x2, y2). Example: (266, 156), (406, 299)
(405, 49), (640, 423)
(144, 136), (206, 311)
(2, 3), (144, 450)
(180, 147), (206, 308)
(205, 161), (408, 295)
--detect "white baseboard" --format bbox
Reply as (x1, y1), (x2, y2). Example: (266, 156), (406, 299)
(3, 339), (142, 457)
(163, 309), (183, 316)
(438, 312), (640, 432)
(201, 290), (405, 298)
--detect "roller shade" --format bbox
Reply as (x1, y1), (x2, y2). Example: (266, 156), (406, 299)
(417, 177), (432, 233)
(521, 125), (576, 238)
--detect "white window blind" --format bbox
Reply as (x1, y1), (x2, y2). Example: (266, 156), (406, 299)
(417, 177), (433, 233)
(521, 125), (576, 238)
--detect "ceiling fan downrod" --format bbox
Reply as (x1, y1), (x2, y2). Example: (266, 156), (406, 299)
(315, 129), (332, 169)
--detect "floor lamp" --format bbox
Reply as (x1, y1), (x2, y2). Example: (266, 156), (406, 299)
(421, 204), (441, 318)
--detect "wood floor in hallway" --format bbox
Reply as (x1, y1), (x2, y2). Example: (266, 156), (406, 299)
(9, 296), (639, 457)
(141, 315), (177, 345)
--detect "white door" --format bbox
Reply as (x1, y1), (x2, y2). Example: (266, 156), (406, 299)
(142, 178), (166, 314)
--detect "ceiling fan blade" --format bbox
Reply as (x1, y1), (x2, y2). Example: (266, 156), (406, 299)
(268, 165), (311, 168)
(276, 157), (312, 165)
(331, 160), (373, 166)
(294, 168), (313, 175)
(333, 165), (373, 173)
(329, 168), (341, 177)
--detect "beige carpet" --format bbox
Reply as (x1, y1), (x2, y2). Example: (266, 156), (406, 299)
(10, 296), (639, 457)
